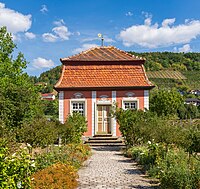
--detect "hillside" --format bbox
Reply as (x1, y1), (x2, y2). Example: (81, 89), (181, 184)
(35, 52), (200, 92)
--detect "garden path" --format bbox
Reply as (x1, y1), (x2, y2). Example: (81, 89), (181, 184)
(78, 147), (157, 189)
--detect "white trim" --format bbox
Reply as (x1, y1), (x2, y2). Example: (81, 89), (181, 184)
(70, 98), (87, 117)
(112, 91), (116, 136)
(92, 91), (96, 136)
(144, 90), (149, 110)
(59, 91), (64, 124)
(96, 100), (112, 105)
(122, 98), (139, 110)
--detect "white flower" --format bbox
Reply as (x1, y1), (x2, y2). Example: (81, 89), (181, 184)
(27, 143), (31, 147)
(31, 162), (35, 167)
(147, 141), (151, 145)
(17, 181), (22, 188)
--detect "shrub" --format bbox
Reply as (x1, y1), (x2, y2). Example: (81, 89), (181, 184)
(0, 139), (35, 189)
(35, 143), (91, 170)
(17, 117), (58, 148)
(60, 113), (87, 144)
(158, 149), (200, 189)
(31, 163), (78, 189)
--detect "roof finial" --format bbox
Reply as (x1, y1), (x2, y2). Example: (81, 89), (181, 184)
(98, 33), (104, 46)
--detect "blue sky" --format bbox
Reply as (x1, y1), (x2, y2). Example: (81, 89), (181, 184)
(1, 0), (200, 76)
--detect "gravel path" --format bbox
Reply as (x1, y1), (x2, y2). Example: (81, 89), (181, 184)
(78, 147), (157, 189)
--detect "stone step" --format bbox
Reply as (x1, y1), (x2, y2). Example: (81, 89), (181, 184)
(94, 134), (112, 137)
(89, 137), (119, 140)
(88, 143), (126, 146)
(87, 140), (123, 143)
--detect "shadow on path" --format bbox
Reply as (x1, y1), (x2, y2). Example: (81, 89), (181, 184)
(78, 146), (159, 189)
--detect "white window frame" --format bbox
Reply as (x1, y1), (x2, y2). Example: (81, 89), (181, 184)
(122, 98), (139, 110)
(70, 98), (87, 117)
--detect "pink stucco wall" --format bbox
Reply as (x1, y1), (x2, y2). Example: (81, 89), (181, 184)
(63, 89), (145, 137)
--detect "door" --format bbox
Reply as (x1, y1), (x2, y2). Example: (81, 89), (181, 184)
(97, 105), (111, 134)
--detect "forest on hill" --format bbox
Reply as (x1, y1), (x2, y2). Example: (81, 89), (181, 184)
(32, 52), (200, 93)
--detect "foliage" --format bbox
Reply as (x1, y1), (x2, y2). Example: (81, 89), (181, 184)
(32, 144), (91, 188)
(158, 149), (200, 189)
(182, 125), (200, 154)
(150, 89), (183, 117)
(128, 144), (200, 189)
(129, 51), (200, 71)
(41, 99), (59, 118)
(0, 27), (43, 128)
(60, 113), (87, 144)
(0, 139), (35, 189)
(178, 104), (199, 119)
(35, 144), (91, 170)
(37, 66), (62, 93)
(31, 163), (78, 189)
(17, 118), (59, 148)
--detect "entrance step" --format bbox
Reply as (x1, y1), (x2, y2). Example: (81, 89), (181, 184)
(94, 134), (112, 137)
(85, 136), (125, 147)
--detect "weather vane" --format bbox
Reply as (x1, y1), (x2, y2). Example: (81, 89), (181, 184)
(98, 33), (104, 46)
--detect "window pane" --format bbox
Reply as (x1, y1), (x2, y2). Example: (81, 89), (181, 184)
(124, 101), (137, 110)
(72, 102), (85, 116)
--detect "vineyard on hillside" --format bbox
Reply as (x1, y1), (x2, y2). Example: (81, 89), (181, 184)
(147, 71), (186, 80)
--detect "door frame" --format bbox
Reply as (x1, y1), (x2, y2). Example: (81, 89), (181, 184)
(95, 102), (112, 135)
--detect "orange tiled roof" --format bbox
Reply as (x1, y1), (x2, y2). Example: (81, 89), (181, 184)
(55, 64), (153, 89)
(55, 46), (153, 89)
(61, 46), (145, 62)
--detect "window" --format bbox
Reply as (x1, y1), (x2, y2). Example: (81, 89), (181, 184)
(71, 102), (85, 116)
(123, 101), (137, 110)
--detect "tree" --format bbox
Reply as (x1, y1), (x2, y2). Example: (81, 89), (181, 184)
(0, 27), (43, 127)
(17, 118), (58, 148)
(150, 89), (183, 117)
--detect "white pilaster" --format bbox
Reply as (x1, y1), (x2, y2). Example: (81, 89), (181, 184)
(112, 91), (117, 136)
(92, 91), (96, 136)
(59, 91), (64, 124)
(144, 90), (149, 110)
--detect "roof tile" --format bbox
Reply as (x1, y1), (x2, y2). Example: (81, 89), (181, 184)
(61, 46), (145, 62)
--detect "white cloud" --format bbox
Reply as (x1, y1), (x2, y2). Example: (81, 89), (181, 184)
(42, 33), (58, 42)
(72, 44), (98, 54)
(25, 32), (36, 39)
(42, 19), (71, 42)
(32, 57), (54, 69)
(0, 2), (31, 33)
(119, 17), (200, 48)
(162, 18), (176, 27)
(76, 31), (81, 36)
(53, 19), (65, 26)
(52, 26), (71, 40)
(125, 11), (133, 16)
(178, 44), (192, 53)
(40, 5), (48, 13)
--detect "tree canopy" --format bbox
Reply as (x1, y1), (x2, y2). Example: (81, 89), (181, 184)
(0, 27), (42, 127)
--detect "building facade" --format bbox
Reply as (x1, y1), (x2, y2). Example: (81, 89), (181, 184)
(54, 46), (154, 136)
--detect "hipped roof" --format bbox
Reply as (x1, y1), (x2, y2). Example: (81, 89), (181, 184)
(55, 46), (153, 90)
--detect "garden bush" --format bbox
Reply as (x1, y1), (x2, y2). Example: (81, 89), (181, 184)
(60, 113), (87, 144)
(158, 149), (200, 189)
(35, 143), (91, 170)
(17, 117), (58, 148)
(0, 139), (35, 189)
(31, 163), (78, 189)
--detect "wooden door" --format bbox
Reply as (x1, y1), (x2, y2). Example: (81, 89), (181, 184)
(97, 105), (111, 134)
